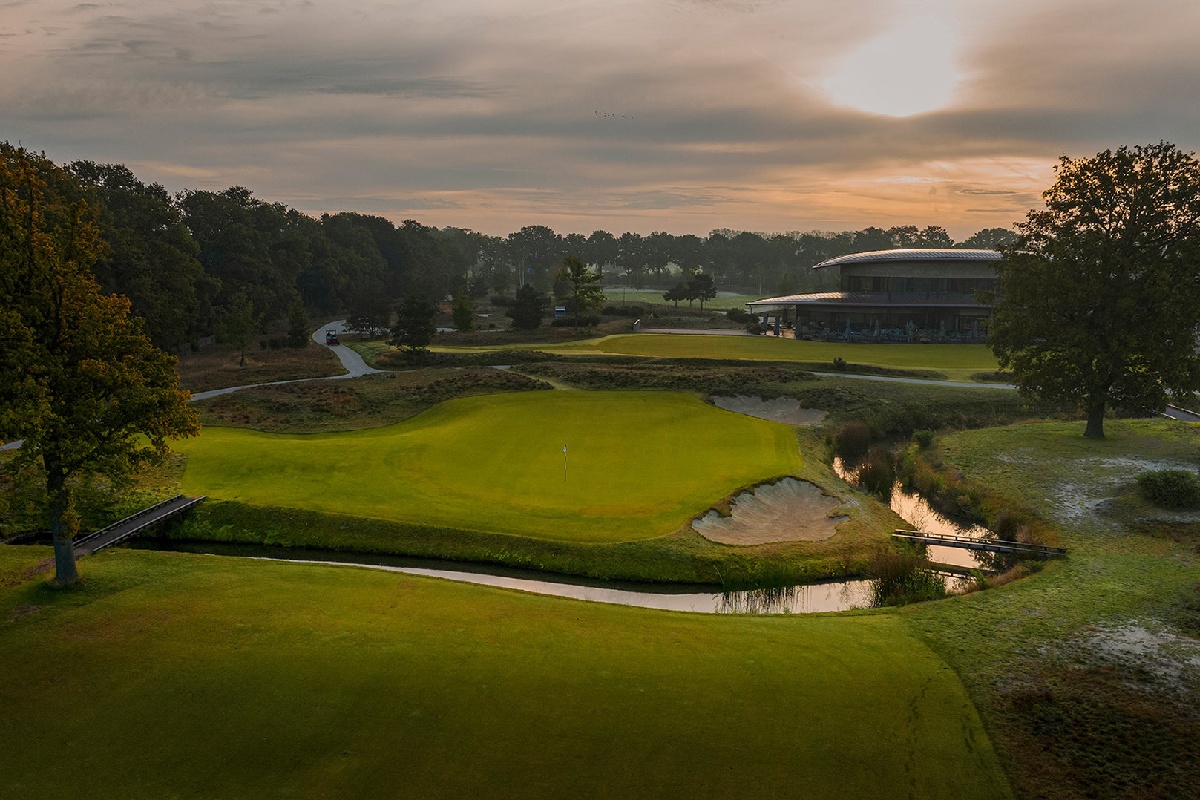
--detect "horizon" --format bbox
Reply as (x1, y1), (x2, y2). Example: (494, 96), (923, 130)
(4, 0), (1198, 239)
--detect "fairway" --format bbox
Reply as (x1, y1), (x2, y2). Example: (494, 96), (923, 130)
(589, 334), (1000, 376)
(179, 391), (803, 542)
(0, 547), (1013, 800)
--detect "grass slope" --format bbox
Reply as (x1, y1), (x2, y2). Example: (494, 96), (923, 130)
(900, 420), (1200, 798)
(179, 391), (803, 543)
(0, 546), (1012, 800)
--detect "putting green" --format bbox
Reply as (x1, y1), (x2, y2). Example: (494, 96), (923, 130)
(0, 547), (1013, 799)
(179, 391), (803, 542)
(589, 334), (999, 374)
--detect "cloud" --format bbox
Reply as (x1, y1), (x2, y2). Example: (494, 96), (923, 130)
(0, 0), (1196, 239)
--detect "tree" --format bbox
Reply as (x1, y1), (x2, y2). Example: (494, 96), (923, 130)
(687, 273), (717, 310)
(391, 294), (437, 354)
(508, 283), (547, 330)
(957, 227), (1017, 250)
(989, 142), (1200, 438)
(344, 290), (392, 337)
(286, 298), (309, 347)
(217, 290), (260, 366)
(0, 145), (199, 585)
(451, 290), (475, 332)
(558, 256), (605, 331)
(663, 282), (687, 308)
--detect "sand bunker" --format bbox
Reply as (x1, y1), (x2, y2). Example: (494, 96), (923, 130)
(711, 395), (827, 426)
(692, 478), (848, 546)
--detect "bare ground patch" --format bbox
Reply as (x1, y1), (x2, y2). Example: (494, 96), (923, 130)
(692, 478), (848, 545)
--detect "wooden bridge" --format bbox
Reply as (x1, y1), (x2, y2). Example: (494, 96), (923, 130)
(892, 529), (1067, 558)
(74, 494), (206, 556)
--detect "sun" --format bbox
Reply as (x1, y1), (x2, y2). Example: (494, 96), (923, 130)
(821, 14), (961, 117)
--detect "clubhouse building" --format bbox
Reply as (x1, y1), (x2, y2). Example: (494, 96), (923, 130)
(747, 248), (1002, 343)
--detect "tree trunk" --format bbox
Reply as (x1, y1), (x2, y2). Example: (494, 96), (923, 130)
(1084, 399), (1106, 439)
(47, 469), (79, 586)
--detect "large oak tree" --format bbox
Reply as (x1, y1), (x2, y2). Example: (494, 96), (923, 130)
(0, 145), (199, 585)
(989, 143), (1200, 438)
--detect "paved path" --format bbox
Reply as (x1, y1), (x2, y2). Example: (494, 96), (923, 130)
(189, 321), (386, 402)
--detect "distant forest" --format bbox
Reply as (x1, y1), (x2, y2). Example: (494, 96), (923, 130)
(27, 153), (1016, 351)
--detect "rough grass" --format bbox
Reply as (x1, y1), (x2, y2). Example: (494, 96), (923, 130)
(178, 340), (343, 392)
(177, 391), (805, 544)
(196, 369), (551, 433)
(900, 419), (1200, 800)
(0, 546), (1012, 800)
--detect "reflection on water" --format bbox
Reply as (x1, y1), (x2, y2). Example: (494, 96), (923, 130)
(833, 457), (1010, 572)
(135, 541), (873, 614)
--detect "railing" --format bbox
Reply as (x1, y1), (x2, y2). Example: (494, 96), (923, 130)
(74, 495), (207, 555)
(892, 529), (1067, 558)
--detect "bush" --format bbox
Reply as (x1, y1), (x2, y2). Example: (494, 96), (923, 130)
(912, 429), (935, 448)
(833, 421), (874, 460)
(831, 356), (847, 371)
(868, 549), (947, 607)
(490, 295), (515, 307)
(726, 308), (754, 324)
(551, 315), (600, 328)
(745, 322), (763, 335)
(602, 305), (644, 318)
(858, 447), (896, 496)
(1137, 469), (1200, 508)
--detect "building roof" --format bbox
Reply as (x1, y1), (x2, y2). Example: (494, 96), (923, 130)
(746, 291), (989, 310)
(812, 248), (1003, 270)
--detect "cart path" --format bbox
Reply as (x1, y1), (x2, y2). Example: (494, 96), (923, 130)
(188, 320), (384, 402)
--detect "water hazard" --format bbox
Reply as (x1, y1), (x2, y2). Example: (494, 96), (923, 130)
(832, 457), (1008, 572)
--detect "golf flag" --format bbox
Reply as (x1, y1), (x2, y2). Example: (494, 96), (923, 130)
(563, 444), (568, 481)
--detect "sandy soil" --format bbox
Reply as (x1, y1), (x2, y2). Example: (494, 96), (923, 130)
(711, 395), (827, 425)
(692, 477), (848, 545)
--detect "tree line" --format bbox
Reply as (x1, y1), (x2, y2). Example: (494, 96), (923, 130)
(19, 149), (1017, 352)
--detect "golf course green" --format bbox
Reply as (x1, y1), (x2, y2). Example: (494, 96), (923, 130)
(0, 546), (1012, 799)
(586, 335), (1000, 376)
(178, 391), (804, 542)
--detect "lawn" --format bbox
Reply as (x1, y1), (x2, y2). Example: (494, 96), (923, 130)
(0, 546), (1012, 800)
(586, 334), (1000, 379)
(178, 391), (804, 542)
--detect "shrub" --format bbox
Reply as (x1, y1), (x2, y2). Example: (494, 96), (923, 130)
(833, 421), (874, 460)
(726, 308), (754, 324)
(550, 314), (601, 328)
(911, 429), (935, 448)
(857, 447), (896, 496)
(745, 323), (763, 335)
(1137, 469), (1200, 508)
(868, 549), (947, 607)
(831, 356), (847, 371)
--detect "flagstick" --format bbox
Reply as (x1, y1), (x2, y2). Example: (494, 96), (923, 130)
(563, 444), (568, 482)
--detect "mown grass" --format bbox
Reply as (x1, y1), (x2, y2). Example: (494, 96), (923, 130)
(898, 419), (1200, 799)
(580, 335), (1000, 380)
(177, 391), (804, 544)
(0, 545), (1012, 800)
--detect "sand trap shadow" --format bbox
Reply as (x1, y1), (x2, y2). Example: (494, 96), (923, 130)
(692, 477), (848, 546)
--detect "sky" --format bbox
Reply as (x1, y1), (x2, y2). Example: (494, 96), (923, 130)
(3, 0), (1199, 239)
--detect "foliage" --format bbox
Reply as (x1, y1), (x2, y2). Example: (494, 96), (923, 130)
(216, 290), (260, 367)
(557, 256), (605, 330)
(507, 282), (547, 330)
(989, 142), (1200, 438)
(390, 294), (438, 354)
(911, 429), (935, 448)
(833, 421), (874, 460)
(867, 548), (947, 607)
(0, 144), (199, 584)
(1137, 469), (1200, 509)
(857, 447), (897, 496)
(285, 299), (309, 347)
(687, 272), (716, 309)
(450, 291), (475, 332)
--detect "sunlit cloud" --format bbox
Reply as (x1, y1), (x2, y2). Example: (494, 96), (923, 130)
(0, 0), (1197, 238)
